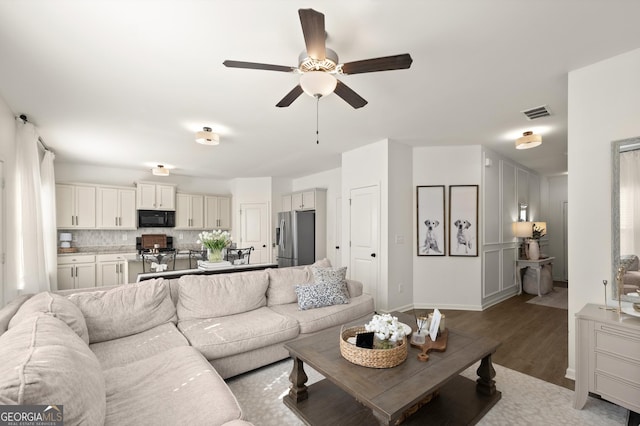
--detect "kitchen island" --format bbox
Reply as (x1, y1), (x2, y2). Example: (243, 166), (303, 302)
(135, 262), (278, 282)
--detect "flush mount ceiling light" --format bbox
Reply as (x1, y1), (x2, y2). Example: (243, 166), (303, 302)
(152, 165), (170, 176)
(195, 127), (220, 146)
(516, 131), (542, 150)
(300, 71), (337, 98)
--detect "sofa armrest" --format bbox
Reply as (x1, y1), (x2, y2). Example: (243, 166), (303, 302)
(346, 279), (363, 298)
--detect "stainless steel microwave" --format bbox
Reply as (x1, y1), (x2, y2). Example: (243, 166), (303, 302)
(138, 210), (175, 228)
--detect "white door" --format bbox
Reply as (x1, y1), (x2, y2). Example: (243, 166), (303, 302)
(335, 197), (342, 268)
(240, 203), (269, 264)
(349, 185), (379, 301)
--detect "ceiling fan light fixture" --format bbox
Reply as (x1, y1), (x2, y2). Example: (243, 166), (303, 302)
(515, 131), (542, 150)
(300, 71), (337, 97)
(195, 127), (220, 146)
(152, 165), (170, 176)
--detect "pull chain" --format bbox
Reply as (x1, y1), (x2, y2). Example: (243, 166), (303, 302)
(315, 94), (320, 144)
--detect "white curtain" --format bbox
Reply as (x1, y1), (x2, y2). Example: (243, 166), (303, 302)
(41, 150), (57, 290)
(619, 150), (640, 255)
(14, 119), (50, 293)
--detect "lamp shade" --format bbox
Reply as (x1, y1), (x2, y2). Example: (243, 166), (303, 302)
(516, 131), (542, 150)
(59, 232), (72, 248)
(512, 222), (533, 238)
(300, 71), (337, 97)
(152, 165), (170, 176)
(195, 127), (220, 146)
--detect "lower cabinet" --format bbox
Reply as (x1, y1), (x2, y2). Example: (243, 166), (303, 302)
(57, 255), (96, 290)
(96, 253), (132, 286)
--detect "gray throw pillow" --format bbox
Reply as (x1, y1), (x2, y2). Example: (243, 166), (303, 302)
(294, 281), (350, 310)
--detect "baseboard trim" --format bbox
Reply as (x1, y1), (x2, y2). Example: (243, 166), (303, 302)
(413, 303), (483, 311)
(565, 368), (576, 381)
(382, 303), (415, 314)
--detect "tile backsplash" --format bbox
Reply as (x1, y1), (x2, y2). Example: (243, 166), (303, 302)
(59, 228), (204, 250)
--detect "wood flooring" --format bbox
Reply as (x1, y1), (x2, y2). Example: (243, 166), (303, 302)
(409, 285), (574, 390)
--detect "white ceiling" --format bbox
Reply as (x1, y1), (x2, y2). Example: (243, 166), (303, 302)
(1, 1), (639, 179)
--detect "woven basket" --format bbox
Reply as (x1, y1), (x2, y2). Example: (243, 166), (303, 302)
(340, 326), (408, 368)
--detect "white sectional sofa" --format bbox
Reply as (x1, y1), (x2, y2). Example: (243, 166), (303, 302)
(0, 262), (375, 425)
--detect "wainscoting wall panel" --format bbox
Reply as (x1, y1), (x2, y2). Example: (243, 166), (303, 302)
(483, 248), (501, 297)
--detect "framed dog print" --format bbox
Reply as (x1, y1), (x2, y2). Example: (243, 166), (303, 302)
(416, 185), (445, 256)
(448, 185), (478, 257)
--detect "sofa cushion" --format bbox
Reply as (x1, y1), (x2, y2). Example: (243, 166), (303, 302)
(178, 307), (299, 359)
(177, 272), (269, 320)
(0, 314), (106, 424)
(68, 278), (176, 344)
(104, 346), (243, 426)
(90, 322), (190, 370)
(9, 292), (89, 344)
(294, 280), (350, 310)
(266, 267), (311, 306)
(0, 293), (33, 336)
(270, 294), (375, 334)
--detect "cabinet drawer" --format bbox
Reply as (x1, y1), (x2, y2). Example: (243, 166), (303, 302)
(57, 255), (95, 264)
(96, 253), (133, 262)
(595, 352), (640, 385)
(595, 324), (640, 362)
(595, 373), (640, 412)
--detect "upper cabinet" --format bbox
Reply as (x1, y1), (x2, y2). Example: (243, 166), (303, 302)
(205, 195), (231, 229)
(96, 186), (136, 229)
(56, 184), (96, 229)
(136, 182), (176, 211)
(281, 189), (319, 212)
(176, 193), (205, 229)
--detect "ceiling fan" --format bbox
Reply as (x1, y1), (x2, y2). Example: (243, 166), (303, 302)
(223, 8), (413, 109)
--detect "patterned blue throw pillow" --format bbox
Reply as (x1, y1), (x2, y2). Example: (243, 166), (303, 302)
(295, 267), (350, 310)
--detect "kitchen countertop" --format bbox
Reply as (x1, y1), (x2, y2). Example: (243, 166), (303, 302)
(58, 245), (202, 256)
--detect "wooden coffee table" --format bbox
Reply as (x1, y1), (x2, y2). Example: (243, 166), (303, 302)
(283, 312), (501, 425)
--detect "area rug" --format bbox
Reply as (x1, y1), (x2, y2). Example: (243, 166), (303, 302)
(227, 358), (627, 426)
(526, 287), (568, 310)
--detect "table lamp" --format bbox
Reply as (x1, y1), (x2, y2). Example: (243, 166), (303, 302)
(59, 233), (72, 248)
(512, 222), (533, 259)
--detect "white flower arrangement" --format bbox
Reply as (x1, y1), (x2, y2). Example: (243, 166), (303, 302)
(197, 229), (232, 251)
(365, 313), (406, 343)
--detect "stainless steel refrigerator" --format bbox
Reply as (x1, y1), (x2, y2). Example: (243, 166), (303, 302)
(276, 210), (315, 268)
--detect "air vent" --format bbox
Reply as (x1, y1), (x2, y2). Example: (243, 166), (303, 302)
(521, 105), (551, 120)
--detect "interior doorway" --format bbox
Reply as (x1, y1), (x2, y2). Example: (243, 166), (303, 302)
(239, 203), (270, 264)
(562, 201), (569, 282)
(348, 185), (379, 303)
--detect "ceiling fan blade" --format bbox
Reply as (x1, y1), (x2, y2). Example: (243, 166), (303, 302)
(276, 85), (304, 107)
(334, 80), (367, 109)
(299, 8), (326, 61)
(223, 60), (296, 73)
(340, 54), (413, 75)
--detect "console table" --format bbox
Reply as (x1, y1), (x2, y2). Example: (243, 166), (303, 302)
(574, 304), (640, 415)
(516, 257), (555, 296)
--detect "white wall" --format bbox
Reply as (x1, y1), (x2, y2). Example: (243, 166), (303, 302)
(567, 47), (640, 378)
(0, 94), (16, 306)
(413, 145), (482, 310)
(387, 142), (413, 311)
(292, 167), (341, 267)
(56, 162), (231, 194)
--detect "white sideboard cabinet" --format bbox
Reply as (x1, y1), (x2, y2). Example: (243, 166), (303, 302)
(574, 304), (640, 414)
(56, 184), (96, 228)
(57, 254), (97, 290)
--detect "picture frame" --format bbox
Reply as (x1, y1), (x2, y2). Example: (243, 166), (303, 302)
(416, 185), (446, 256)
(448, 185), (479, 257)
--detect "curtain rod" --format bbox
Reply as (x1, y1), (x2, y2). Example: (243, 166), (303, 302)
(18, 114), (54, 154)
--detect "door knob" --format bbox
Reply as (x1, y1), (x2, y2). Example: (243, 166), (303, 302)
(371, 253), (376, 258)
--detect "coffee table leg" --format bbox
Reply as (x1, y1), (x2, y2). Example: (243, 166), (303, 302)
(476, 354), (497, 396)
(288, 356), (309, 403)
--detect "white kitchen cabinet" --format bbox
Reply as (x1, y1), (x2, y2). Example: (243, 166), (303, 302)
(96, 253), (131, 286)
(136, 182), (176, 211)
(176, 193), (205, 229)
(205, 195), (231, 229)
(56, 184), (96, 228)
(291, 190), (316, 211)
(282, 195), (292, 212)
(96, 186), (136, 229)
(57, 255), (96, 290)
